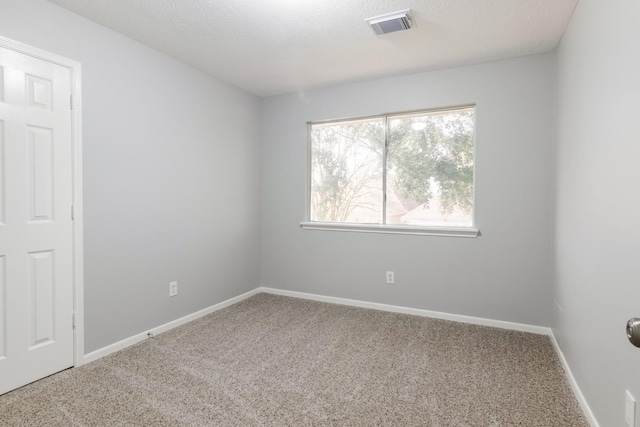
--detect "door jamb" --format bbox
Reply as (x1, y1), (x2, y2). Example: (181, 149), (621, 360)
(0, 35), (84, 367)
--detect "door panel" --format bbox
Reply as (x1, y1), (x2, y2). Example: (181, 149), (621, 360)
(0, 46), (74, 395)
(28, 250), (55, 348)
(0, 255), (5, 360)
(0, 119), (4, 225)
(28, 126), (54, 222)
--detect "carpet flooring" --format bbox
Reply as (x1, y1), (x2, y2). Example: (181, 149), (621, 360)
(0, 293), (588, 426)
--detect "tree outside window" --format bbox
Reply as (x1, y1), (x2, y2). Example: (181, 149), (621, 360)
(309, 106), (475, 228)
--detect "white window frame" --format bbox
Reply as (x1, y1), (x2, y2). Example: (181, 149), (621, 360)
(300, 105), (479, 238)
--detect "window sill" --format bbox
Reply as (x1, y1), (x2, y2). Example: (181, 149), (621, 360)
(299, 222), (479, 238)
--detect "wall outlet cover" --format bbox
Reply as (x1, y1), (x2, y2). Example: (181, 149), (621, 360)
(169, 281), (178, 297)
(386, 271), (394, 284)
(626, 390), (636, 427)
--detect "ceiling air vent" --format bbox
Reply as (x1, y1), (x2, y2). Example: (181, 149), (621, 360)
(365, 9), (414, 36)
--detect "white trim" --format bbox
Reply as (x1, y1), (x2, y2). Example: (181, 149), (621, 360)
(83, 288), (261, 365)
(0, 36), (85, 368)
(300, 222), (479, 238)
(304, 105), (478, 237)
(81, 285), (597, 425)
(0, 36), (80, 69)
(258, 287), (546, 334)
(71, 57), (84, 369)
(259, 286), (598, 425)
(549, 333), (600, 427)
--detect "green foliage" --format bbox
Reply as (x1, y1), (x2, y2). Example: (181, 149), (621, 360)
(310, 120), (383, 222)
(310, 110), (474, 222)
(388, 111), (474, 213)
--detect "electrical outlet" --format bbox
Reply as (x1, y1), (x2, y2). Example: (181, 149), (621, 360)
(386, 271), (395, 284)
(626, 390), (636, 427)
(169, 281), (178, 297)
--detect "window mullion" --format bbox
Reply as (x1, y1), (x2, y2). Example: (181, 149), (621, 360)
(382, 116), (389, 225)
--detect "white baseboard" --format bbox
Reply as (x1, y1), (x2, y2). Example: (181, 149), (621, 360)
(258, 286), (550, 335)
(549, 334), (600, 427)
(83, 288), (261, 364)
(82, 285), (598, 426)
(259, 286), (598, 426)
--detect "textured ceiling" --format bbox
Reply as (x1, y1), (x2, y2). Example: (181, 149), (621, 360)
(46, 0), (578, 97)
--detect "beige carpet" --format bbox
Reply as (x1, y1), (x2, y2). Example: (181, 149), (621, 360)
(0, 293), (588, 426)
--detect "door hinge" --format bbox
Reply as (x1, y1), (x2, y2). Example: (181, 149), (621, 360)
(70, 94), (73, 110)
(72, 313), (76, 329)
(71, 204), (74, 220)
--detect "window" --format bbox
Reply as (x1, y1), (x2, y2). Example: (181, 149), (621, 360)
(303, 106), (477, 237)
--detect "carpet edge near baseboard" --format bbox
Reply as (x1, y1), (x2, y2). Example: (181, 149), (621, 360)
(81, 285), (599, 427)
(549, 333), (600, 427)
(82, 287), (262, 365)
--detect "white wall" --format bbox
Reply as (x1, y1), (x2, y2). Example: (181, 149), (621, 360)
(3, 2), (633, 423)
(0, 0), (262, 353)
(555, 1), (640, 425)
(261, 54), (556, 326)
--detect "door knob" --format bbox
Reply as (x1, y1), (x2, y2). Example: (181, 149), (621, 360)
(627, 318), (640, 348)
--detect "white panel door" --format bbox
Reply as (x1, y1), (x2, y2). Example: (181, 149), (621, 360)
(0, 46), (74, 395)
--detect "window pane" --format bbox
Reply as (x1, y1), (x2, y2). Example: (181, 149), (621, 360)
(310, 118), (384, 223)
(386, 109), (474, 227)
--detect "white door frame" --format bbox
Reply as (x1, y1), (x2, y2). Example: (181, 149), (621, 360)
(0, 35), (84, 367)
